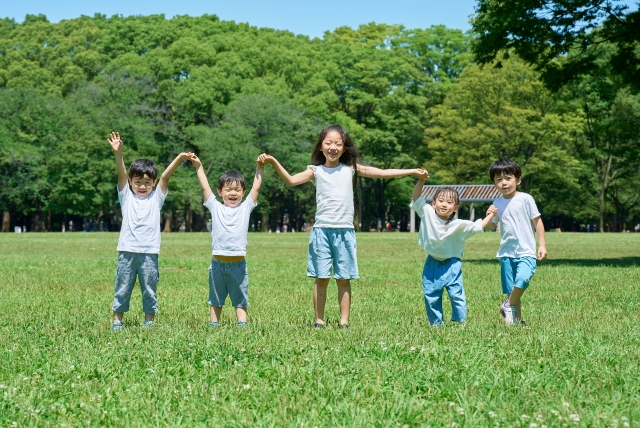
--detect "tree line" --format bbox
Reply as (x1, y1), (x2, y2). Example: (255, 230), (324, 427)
(0, 12), (638, 233)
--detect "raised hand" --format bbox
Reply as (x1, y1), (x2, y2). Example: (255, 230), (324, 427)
(257, 153), (274, 166)
(415, 168), (430, 180)
(108, 132), (123, 152)
(189, 153), (203, 169)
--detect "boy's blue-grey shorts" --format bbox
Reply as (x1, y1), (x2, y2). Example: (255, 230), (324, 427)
(500, 256), (536, 295)
(112, 252), (159, 314)
(208, 258), (249, 308)
(306, 227), (359, 280)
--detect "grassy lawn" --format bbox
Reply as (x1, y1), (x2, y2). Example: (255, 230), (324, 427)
(0, 232), (639, 427)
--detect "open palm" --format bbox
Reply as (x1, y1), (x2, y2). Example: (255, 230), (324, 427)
(108, 132), (123, 152)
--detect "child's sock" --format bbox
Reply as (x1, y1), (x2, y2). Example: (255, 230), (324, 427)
(237, 321), (247, 328)
(209, 321), (219, 327)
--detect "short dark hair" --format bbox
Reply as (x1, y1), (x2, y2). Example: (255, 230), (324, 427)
(432, 187), (460, 224)
(129, 158), (158, 180)
(217, 170), (246, 190)
(489, 158), (521, 181)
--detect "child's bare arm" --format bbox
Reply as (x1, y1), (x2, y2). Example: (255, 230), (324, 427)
(357, 165), (428, 180)
(481, 206), (497, 229)
(412, 170), (429, 201)
(108, 132), (128, 191)
(189, 154), (213, 201)
(533, 216), (547, 260)
(159, 152), (192, 195)
(258, 153), (314, 186)
(248, 158), (265, 203)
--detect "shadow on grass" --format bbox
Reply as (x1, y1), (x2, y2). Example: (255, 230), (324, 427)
(465, 257), (640, 268)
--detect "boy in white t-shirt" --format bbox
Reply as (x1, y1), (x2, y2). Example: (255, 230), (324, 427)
(411, 178), (497, 325)
(488, 158), (547, 325)
(108, 132), (191, 331)
(189, 154), (264, 327)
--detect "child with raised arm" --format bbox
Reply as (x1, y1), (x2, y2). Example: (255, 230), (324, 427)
(189, 154), (264, 327)
(489, 158), (547, 326)
(411, 180), (497, 326)
(260, 124), (426, 328)
(109, 132), (191, 331)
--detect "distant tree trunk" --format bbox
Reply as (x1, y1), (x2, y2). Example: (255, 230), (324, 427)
(163, 210), (173, 232)
(262, 212), (269, 232)
(2, 211), (9, 232)
(186, 206), (193, 232)
(46, 211), (52, 231)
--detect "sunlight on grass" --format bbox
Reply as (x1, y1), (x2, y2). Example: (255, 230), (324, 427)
(0, 232), (638, 426)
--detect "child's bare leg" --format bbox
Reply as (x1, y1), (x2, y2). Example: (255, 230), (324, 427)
(508, 287), (525, 321)
(314, 278), (330, 324)
(144, 313), (154, 322)
(210, 306), (222, 323)
(113, 312), (123, 322)
(336, 279), (351, 325)
(236, 307), (247, 323)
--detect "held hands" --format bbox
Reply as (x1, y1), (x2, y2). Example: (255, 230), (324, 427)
(486, 205), (497, 218)
(188, 153), (203, 169)
(414, 168), (429, 180)
(257, 153), (274, 166)
(108, 132), (123, 152)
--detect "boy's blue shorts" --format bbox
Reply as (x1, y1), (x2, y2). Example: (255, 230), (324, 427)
(209, 258), (249, 308)
(500, 257), (536, 295)
(307, 227), (359, 280)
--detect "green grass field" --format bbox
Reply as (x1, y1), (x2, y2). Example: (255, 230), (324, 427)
(0, 232), (639, 427)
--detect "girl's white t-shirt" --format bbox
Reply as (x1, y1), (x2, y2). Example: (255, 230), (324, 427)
(410, 197), (483, 259)
(491, 192), (540, 258)
(117, 183), (167, 254)
(204, 194), (256, 256)
(310, 164), (355, 229)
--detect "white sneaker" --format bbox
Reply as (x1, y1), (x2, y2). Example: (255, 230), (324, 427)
(500, 300), (517, 325)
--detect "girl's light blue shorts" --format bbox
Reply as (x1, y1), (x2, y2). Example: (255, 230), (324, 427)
(307, 227), (359, 280)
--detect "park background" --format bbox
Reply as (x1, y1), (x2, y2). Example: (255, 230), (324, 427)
(1, 1), (640, 235)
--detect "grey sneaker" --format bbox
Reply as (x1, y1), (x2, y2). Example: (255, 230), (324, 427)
(112, 321), (123, 332)
(143, 320), (154, 328)
(500, 300), (517, 325)
(209, 321), (219, 327)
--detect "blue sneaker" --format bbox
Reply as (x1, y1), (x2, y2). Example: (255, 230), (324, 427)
(112, 321), (123, 332)
(209, 321), (219, 327)
(237, 322), (247, 328)
(143, 320), (154, 328)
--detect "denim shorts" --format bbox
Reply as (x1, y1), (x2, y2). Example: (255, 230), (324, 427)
(421, 256), (466, 325)
(307, 227), (359, 280)
(500, 257), (536, 295)
(208, 258), (249, 308)
(112, 252), (159, 314)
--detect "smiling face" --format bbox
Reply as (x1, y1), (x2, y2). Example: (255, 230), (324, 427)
(493, 173), (521, 199)
(217, 181), (245, 208)
(320, 130), (345, 167)
(129, 174), (157, 198)
(432, 192), (459, 221)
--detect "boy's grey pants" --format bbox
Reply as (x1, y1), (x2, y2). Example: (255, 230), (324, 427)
(112, 252), (159, 314)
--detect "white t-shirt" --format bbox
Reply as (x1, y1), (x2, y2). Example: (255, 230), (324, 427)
(204, 194), (256, 256)
(116, 183), (167, 254)
(491, 192), (541, 258)
(310, 163), (355, 229)
(410, 197), (483, 259)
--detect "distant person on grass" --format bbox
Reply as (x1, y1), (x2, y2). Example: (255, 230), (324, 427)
(259, 124), (427, 328)
(109, 132), (192, 331)
(488, 158), (547, 326)
(189, 154), (264, 327)
(411, 181), (497, 326)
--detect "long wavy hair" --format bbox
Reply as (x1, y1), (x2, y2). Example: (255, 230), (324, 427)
(311, 125), (359, 190)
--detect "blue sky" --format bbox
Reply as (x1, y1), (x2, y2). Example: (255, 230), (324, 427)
(4, 1), (638, 39)
(3, 0), (477, 38)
